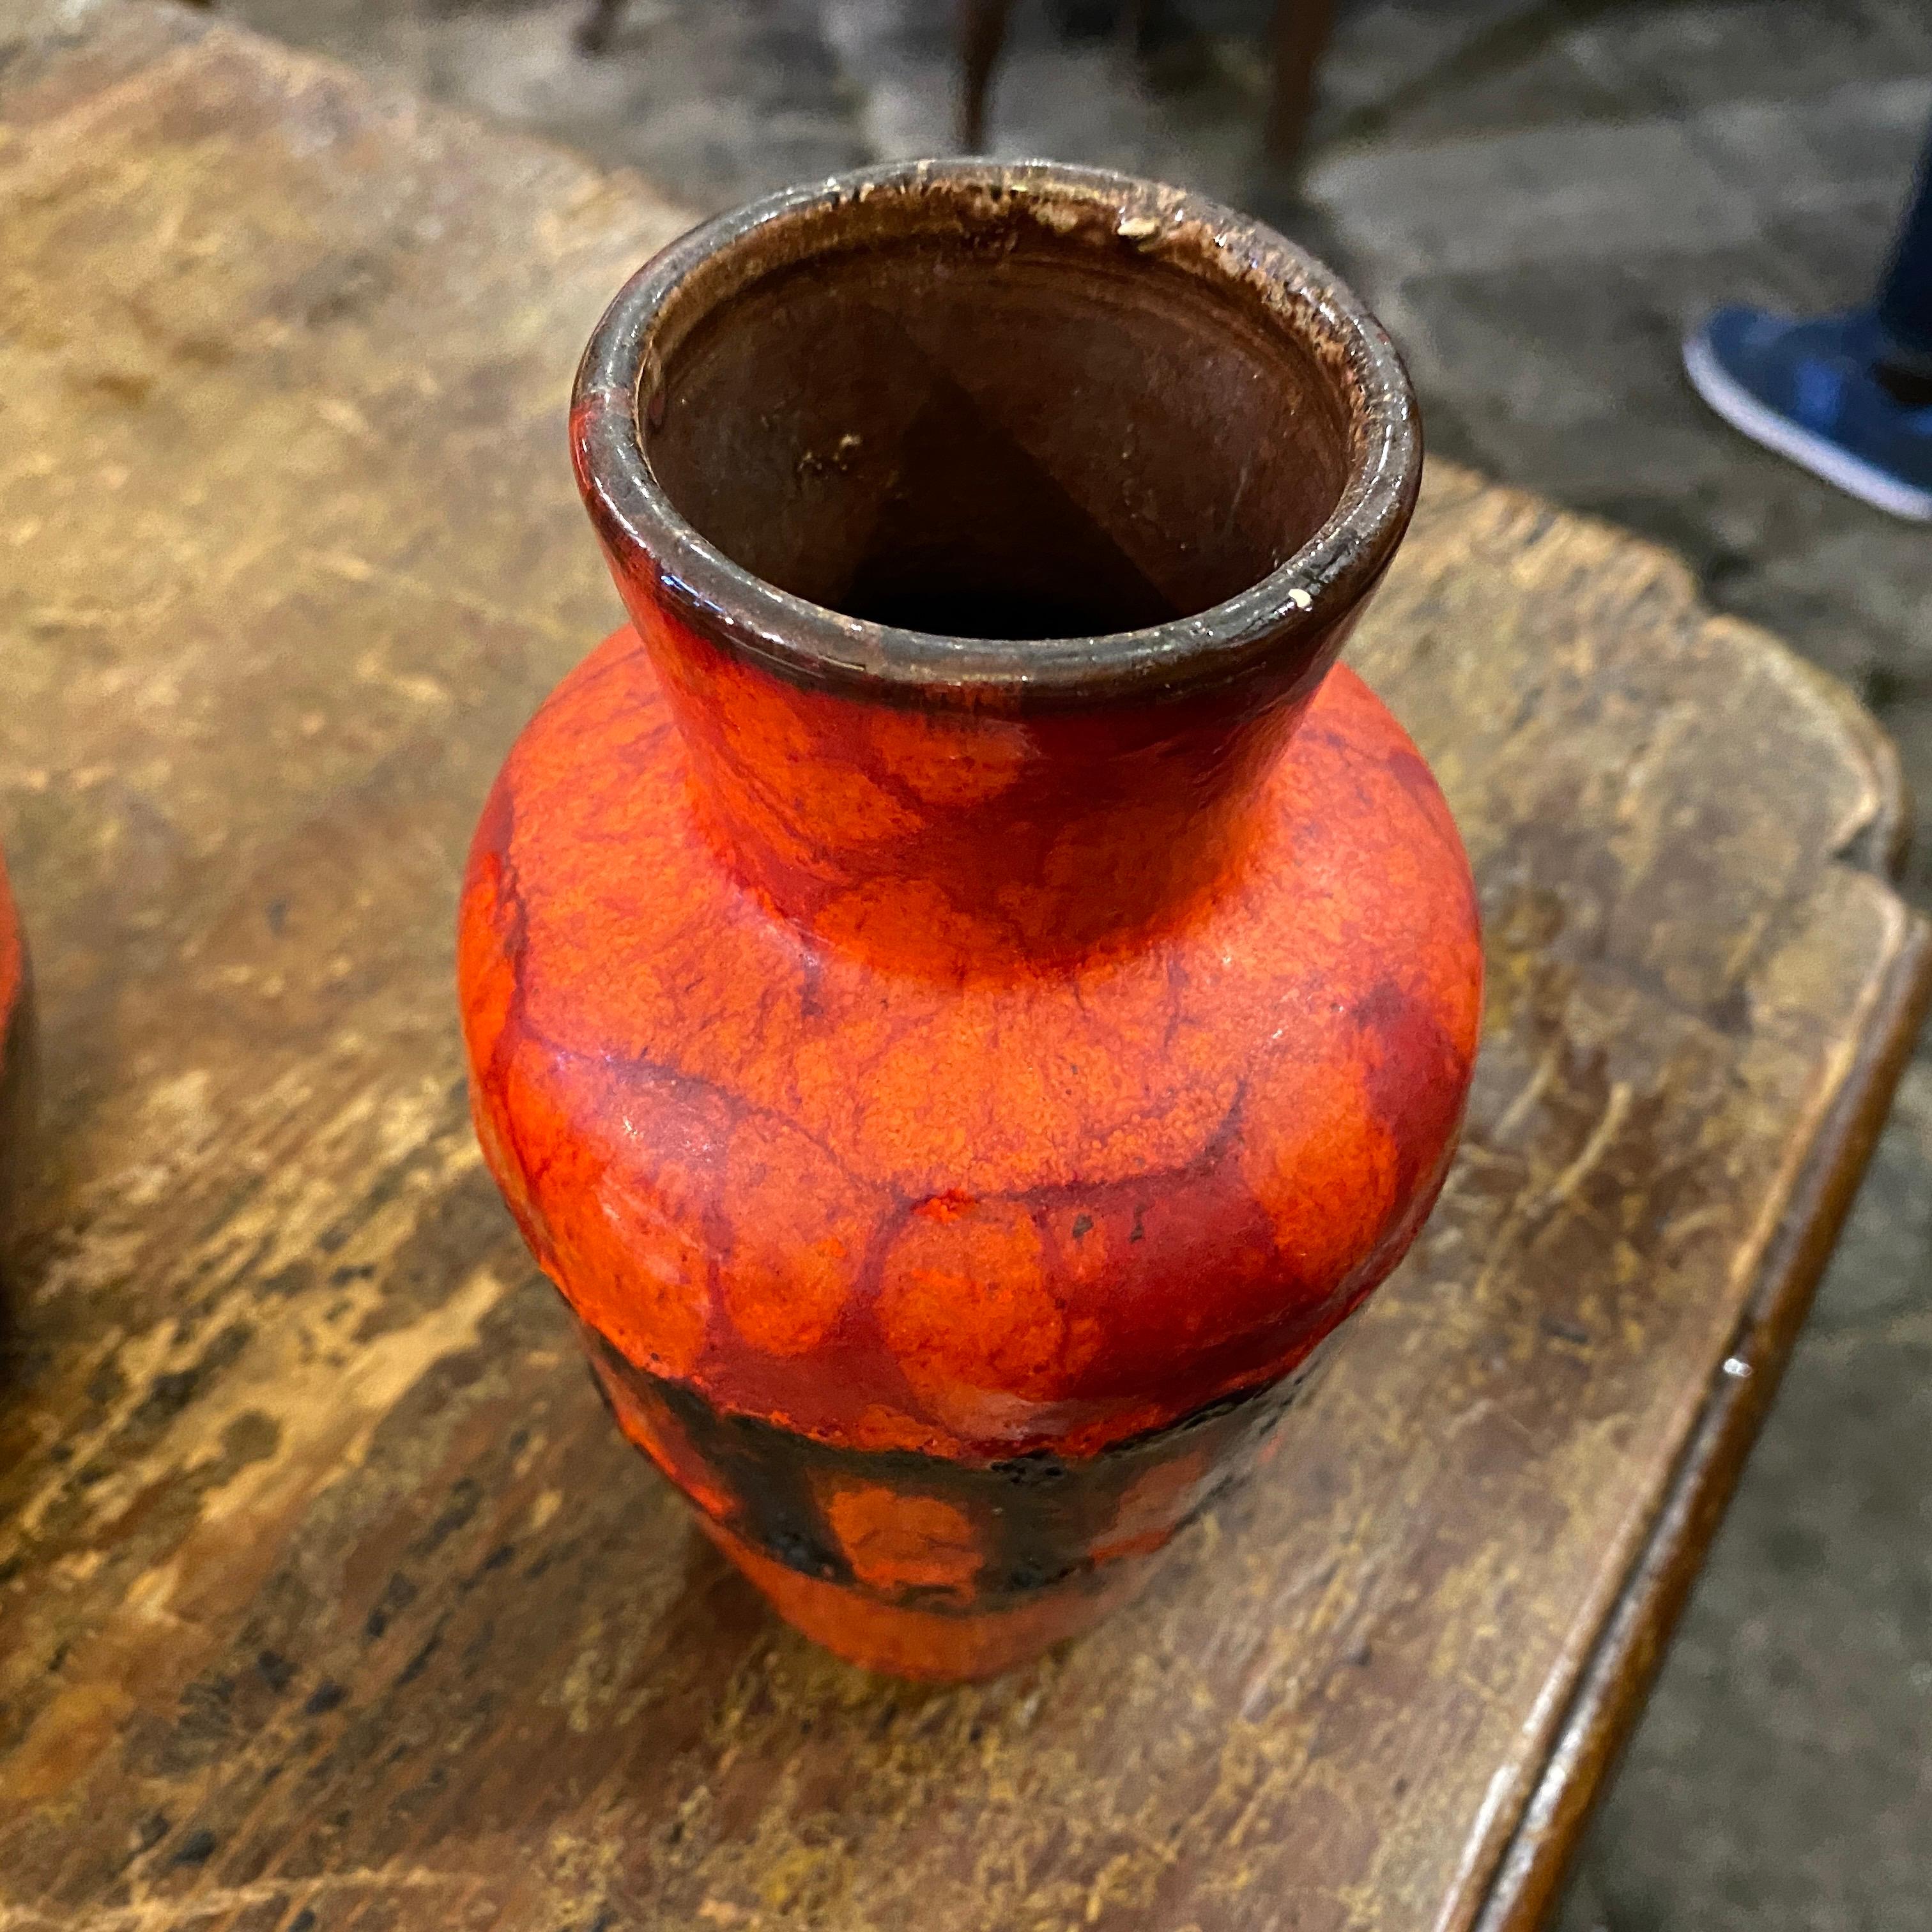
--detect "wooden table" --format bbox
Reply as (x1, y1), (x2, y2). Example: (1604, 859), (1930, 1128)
(1, 9), (1926, 1929)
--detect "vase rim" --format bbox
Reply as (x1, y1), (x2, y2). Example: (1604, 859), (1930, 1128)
(572, 157), (1420, 709)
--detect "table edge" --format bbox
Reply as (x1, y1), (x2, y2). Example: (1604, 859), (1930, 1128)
(1468, 905), (1932, 1932)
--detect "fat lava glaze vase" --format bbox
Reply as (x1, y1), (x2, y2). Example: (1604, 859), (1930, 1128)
(458, 160), (1482, 1680)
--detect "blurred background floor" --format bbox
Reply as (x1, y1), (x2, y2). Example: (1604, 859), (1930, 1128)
(165, 0), (1932, 1925)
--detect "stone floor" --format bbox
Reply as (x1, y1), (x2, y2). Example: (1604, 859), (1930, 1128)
(190, 0), (1932, 1924)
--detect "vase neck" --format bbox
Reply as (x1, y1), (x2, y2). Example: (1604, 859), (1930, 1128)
(635, 594), (1343, 972)
(569, 164), (1421, 971)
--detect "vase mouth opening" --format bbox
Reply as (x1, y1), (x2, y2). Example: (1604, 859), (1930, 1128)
(574, 159), (1419, 707)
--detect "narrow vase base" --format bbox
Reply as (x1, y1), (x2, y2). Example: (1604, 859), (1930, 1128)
(699, 1515), (1158, 1682)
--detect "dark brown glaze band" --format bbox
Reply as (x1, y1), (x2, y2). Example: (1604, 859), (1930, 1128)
(584, 1321), (1347, 1618)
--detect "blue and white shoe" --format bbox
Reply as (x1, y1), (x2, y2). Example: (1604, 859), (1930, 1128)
(1683, 305), (1932, 523)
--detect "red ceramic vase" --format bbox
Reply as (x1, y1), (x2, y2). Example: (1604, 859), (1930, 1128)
(459, 161), (1482, 1680)
(0, 850), (32, 1266)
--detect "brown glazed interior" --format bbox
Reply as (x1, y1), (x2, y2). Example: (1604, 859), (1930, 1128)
(645, 187), (1352, 640)
(577, 160), (1418, 686)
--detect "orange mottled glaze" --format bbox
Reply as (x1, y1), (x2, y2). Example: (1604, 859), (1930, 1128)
(462, 619), (1479, 1455)
(698, 1515), (1153, 1682)
(461, 162), (1475, 1677)
(459, 610), (1480, 1675)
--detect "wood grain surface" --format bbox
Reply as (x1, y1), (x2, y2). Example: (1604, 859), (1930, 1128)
(0, 9), (1925, 1930)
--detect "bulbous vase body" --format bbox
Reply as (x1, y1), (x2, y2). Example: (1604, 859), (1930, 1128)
(458, 161), (1481, 1678)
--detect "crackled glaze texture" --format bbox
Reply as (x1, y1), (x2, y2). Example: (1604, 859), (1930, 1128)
(457, 161), (1480, 1678)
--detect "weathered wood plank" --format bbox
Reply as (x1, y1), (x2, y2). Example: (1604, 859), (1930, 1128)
(0, 11), (1922, 1931)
